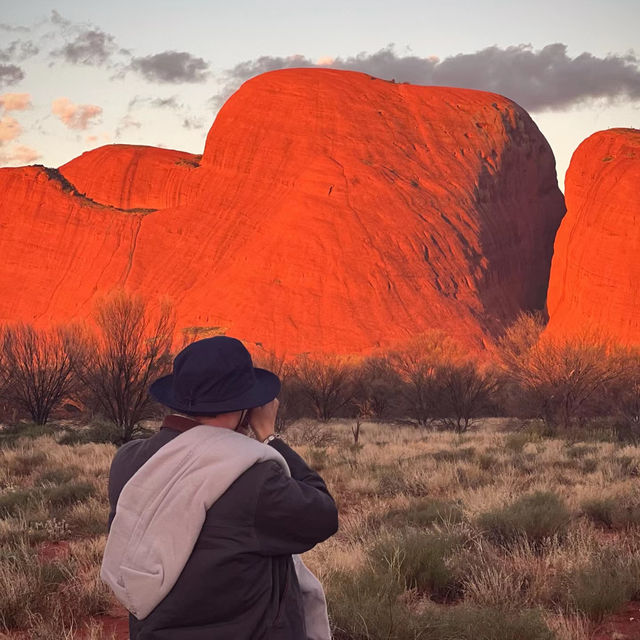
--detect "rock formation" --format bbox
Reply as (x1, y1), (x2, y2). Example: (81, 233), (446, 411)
(0, 68), (565, 355)
(546, 128), (640, 346)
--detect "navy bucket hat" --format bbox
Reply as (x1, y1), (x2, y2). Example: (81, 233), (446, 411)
(149, 336), (280, 416)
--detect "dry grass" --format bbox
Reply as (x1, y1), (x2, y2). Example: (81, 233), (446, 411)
(1, 418), (639, 637)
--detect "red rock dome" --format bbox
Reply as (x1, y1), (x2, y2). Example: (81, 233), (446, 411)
(546, 128), (640, 346)
(0, 68), (564, 354)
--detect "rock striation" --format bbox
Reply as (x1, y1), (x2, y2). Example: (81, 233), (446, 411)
(546, 128), (640, 346)
(0, 68), (565, 354)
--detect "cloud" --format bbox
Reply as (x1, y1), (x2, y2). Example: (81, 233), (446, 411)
(115, 114), (142, 138)
(0, 64), (24, 88)
(129, 51), (210, 83)
(213, 44), (640, 112)
(0, 115), (22, 142)
(0, 92), (31, 111)
(0, 40), (39, 63)
(0, 144), (40, 165)
(182, 116), (205, 130)
(51, 28), (118, 66)
(51, 97), (102, 129)
(128, 95), (182, 110)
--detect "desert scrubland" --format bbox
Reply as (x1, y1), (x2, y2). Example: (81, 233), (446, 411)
(1, 417), (639, 639)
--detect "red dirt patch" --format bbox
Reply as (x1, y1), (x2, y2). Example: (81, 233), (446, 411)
(594, 601), (640, 640)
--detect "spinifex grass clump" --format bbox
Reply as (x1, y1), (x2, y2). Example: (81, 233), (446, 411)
(416, 604), (555, 640)
(326, 567), (412, 640)
(555, 551), (640, 621)
(478, 491), (570, 543)
(382, 497), (465, 529)
(370, 529), (465, 600)
(0, 542), (69, 628)
(581, 496), (640, 529)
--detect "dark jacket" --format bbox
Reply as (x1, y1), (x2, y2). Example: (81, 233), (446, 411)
(107, 417), (339, 640)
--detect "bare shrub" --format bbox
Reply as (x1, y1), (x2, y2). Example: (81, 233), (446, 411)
(499, 314), (622, 431)
(351, 355), (403, 421)
(609, 348), (640, 441)
(389, 331), (462, 427)
(0, 324), (77, 425)
(293, 354), (355, 422)
(440, 362), (500, 433)
(71, 291), (175, 443)
(249, 349), (308, 431)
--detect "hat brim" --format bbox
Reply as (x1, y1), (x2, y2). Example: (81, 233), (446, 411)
(149, 367), (281, 416)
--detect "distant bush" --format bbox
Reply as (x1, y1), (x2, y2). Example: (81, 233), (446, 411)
(478, 491), (570, 543)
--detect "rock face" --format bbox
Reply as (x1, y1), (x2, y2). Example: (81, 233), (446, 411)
(546, 128), (640, 346)
(0, 68), (564, 355)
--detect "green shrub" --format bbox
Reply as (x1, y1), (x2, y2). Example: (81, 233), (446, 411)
(417, 605), (554, 640)
(504, 432), (531, 453)
(36, 467), (81, 486)
(581, 498), (616, 527)
(0, 543), (70, 628)
(478, 491), (570, 543)
(582, 497), (640, 529)
(477, 452), (500, 471)
(383, 498), (465, 528)
(307, 447), (329, 471)
(432, 447), (475, 463)
(43, 481), (95, 509)
(558, 553), (638, 621)
(8, 450), (48, 476)
(326, 567), (412, 640)
(0, 488), (42, 517)
(370, 530), (463, 600)
(565, 444), (597, 459)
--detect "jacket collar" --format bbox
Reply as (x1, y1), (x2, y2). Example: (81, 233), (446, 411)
(161, 414), (201, 433)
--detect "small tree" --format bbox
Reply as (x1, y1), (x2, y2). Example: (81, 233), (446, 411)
(0, 323), (76, 425)
(499, 314), (622, 431)
(250, 348), (306, 432)
(389, 332), (461, 427)
(294, 354), (354, 422)
(440, 362), (500, 433)
(351, 355), (403, 421)
(73, 291), (175, 443)
(609, 348), (640, 441)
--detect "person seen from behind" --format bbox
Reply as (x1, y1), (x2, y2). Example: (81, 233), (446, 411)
(101, 336), (339, 639)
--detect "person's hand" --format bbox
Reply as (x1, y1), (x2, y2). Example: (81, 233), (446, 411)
(248, 398), (280, 441)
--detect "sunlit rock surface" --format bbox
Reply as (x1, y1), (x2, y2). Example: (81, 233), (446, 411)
(0, 68), (564, 354)
(547, 128), (640, 346)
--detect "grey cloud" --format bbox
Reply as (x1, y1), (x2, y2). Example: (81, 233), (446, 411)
(211, 54), (314, 106)
(130, 51), (209, 83)
(430, 43), (640, 110)
(128, 95), (182, 110)
(182, 116), (204, 130)
(213, 44), (640, 112)
(0, 40), (39, 63)
(0, 23), (30, 33)
(0, 65), (25, 87)
(52, 28), (117, 66)
(50, 10), (72, 28)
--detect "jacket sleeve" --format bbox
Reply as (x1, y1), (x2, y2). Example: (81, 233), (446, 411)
(254, 439), (339, 556)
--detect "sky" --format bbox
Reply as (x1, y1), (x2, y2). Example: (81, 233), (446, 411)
(0, 0), (638, 189)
